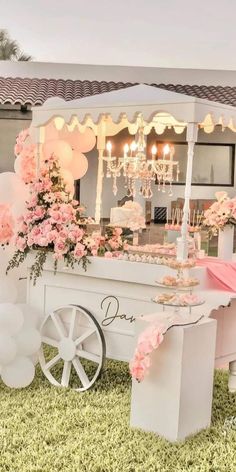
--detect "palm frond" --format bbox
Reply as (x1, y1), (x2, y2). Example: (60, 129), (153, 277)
(18, 53), (33, 61)
(0, 28), (32, 61)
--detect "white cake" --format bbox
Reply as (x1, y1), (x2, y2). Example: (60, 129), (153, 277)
(110, 207), (136, 227)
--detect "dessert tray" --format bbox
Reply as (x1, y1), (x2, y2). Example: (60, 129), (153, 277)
(127, 243), (177, 258)
(152, 292), (205, 313)
(155, 282), (199, 291)
(155, 276), (199, 290)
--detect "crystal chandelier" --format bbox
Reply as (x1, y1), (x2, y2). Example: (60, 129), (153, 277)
(103, 127), (180, 198)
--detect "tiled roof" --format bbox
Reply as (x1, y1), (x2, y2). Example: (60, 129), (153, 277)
(0, 77), (236, 107)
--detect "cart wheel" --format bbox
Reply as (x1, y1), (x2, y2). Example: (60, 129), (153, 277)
(39, 305), (106, 391)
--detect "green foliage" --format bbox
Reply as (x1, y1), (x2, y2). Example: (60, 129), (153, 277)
(30, 250), (48, 285)
(6, 248), (28, 273)
(0, 29), (32, 61)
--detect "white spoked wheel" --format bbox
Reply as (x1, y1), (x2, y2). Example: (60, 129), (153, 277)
(39, 305), (106, 391)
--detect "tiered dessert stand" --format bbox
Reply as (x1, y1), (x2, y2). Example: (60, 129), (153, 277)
(153, 265), (205, 315)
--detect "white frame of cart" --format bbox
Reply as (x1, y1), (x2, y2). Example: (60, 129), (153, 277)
(31, 83), (236, 260)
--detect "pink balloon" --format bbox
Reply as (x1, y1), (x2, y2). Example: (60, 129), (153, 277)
(60, 169), (74, 188)
(43, 140), (73, 168)
(58, 124), (70, 142)
(44, 121), (59, 142)
(68, 151), (88, 180)
(67, 127), (96, 153)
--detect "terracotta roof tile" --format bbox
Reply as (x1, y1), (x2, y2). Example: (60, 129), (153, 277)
(0, 77), (236, 107)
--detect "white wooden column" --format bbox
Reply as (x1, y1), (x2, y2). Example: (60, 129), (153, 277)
(35, 126), (45, 177)
(95, 122), (106, 224)
(176, 123), (198, 260)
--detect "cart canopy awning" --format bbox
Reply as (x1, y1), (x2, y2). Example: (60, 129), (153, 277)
(31, 84), (236, 134)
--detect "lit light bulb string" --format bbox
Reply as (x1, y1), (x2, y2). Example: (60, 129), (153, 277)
(103, 131), (180, 199)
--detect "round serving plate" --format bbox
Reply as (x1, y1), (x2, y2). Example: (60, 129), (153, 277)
(151, 299), (205, 308)
(155, 281), (199, 291)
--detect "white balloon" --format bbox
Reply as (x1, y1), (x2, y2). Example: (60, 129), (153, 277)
(15, 327), (41, 356)
(1, 356), (35, 388)
(0, 333), (17, 365)
(0, 172), (29, 205)
(14, 155), (22, 175)
(31, 351), (39, 366)
(0, 277), (18, 303)
(0, 303), (24, 335)
(17, 303), (42, 329)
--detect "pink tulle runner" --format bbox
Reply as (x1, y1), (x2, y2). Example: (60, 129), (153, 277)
(197, 257), (236, 292)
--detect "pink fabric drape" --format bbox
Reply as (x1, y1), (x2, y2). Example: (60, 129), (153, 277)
(197, 257), (236, 292)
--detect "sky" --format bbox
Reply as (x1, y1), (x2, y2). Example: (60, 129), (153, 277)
(1, 0), (236, 69)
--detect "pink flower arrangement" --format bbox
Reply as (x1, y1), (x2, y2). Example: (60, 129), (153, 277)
(0, 204), (14, 245)
(14, 128), (37, 184)
(129, 323), (165, 381)
(7, 154), (125, 283)
(203, 192), (236, 235)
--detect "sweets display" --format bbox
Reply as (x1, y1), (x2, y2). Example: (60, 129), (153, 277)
(154, 293), (203, 307)
(165, 208), (204, 233)
(118, 252), (168, 265)
(158, 275), (199, 288)
(165, 223), (200, 233)
(110, 207), (136, 227)
(110, 201), (145, 230)
(128, 243), (176, 257)
(152, 253), (204, 311)
(164, 258), (196, 270)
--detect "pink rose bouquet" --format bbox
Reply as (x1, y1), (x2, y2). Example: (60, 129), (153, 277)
(7, 154), (125, 283)
(203, 192), (236, 235)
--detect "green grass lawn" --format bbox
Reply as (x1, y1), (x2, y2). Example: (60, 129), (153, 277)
(0, 361), (236, 472)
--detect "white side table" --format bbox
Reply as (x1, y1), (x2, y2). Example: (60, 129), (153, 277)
(130, 315), (217, 442)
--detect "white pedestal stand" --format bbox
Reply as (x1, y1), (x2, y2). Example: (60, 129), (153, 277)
(218, 225), (234, 261)
(130, 315), (217, 442)
(229, 360), (236, 392)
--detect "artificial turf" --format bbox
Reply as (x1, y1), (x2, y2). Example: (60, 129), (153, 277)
(0, 361), (236, 472)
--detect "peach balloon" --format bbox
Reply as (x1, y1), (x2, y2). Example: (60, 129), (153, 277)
(68, 127), (96, 153)
(44, 121), (59, 142)
(58, 124), (70, 142)
(60, 169), (74, 192)
(43, 140), (73, 168)
(69, 151), (88, 180)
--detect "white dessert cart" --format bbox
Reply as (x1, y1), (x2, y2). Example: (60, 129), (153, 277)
(27, 256), (236, 391)
(27, 84), (236, 391)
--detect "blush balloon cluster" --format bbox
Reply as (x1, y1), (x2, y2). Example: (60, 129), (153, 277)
(0, 122), (96, 246)
(0, 275), (41, 388)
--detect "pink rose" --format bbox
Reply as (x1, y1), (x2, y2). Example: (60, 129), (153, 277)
(15, 236), (27, 251)
(74, 242), (86, 259)
(104, 251), (113, 259)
